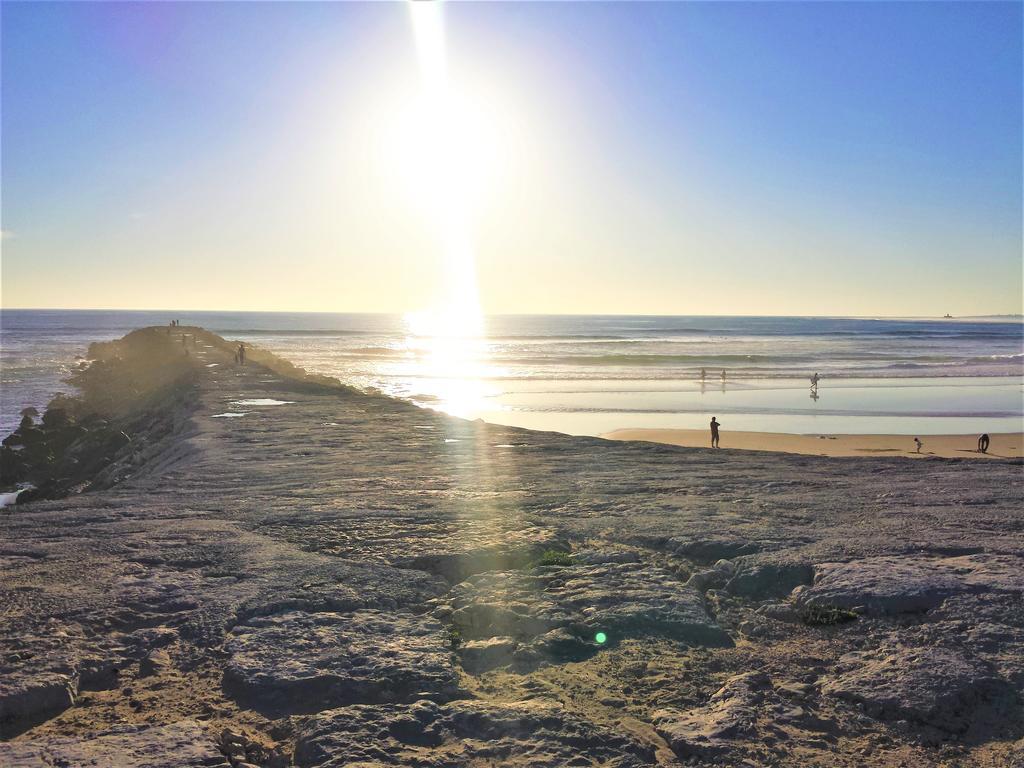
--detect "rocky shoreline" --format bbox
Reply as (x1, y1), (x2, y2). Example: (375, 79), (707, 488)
(1, 326), (1022, 766)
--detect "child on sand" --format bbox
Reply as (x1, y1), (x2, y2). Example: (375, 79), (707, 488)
(914, 437), (923, 453)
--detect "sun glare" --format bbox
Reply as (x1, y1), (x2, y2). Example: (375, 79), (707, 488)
(398, 0), (492, 417)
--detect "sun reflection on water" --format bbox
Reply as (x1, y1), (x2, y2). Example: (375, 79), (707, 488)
(402, 310), (497, 419)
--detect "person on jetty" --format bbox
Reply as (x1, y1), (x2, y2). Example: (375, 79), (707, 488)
(978, 434), (990, 453)
(238, 343), (247, 365)
(710, 416), (721, 448)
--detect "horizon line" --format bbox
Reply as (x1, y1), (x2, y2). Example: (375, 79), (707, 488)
(1, 307), (1021, 322)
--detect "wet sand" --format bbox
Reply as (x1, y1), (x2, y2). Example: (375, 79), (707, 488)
(603, 429), (1023, 459)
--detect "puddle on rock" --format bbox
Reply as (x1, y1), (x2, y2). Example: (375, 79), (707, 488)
(230, 399), (294, 407)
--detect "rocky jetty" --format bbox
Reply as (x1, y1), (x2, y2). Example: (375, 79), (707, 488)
(1, 326), (1022, 766)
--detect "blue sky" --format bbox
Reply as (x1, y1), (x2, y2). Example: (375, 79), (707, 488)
(2, 1), (1021, 315)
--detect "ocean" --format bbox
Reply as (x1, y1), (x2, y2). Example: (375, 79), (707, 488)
(2, 310), (1022, 437)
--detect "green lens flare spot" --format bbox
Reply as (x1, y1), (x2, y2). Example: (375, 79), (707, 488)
(594, 632), (607, 644)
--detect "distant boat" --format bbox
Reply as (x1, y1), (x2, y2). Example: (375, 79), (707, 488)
(943, 314), (953, 319)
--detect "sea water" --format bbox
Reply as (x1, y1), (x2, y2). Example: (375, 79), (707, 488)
(2, 310), (1021, 437)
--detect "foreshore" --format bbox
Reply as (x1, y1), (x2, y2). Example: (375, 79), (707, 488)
(1, 327), (1022, 767)
(604, 428), (1023, 459)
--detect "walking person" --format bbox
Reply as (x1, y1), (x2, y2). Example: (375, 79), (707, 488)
(914, 437), (923, 453)
(710, 417), (721, 448)
(978, 434), (990, 454)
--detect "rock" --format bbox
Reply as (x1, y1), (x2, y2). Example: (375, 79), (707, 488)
(726, 562), (813, 599)
(0, 720), (229, 767)
(294, 699), (657, 767)
(654, 672), (771, 759)
(392, 527), (565, 582)
(442, 562), (731, 663)
(822, 645), (1005, 732)
(795, 557), (971, 615)
(129, 626), (180, 652)
(774, 681), (814, 699)
(458, 636), (518, 674)
(755, 602), (800, 622)
(139, 648), (172, 677)
(796, 554), (1024, 617)
(944, 553), (1024, 594)
(78, 653), (121, 690)
(0, 672), (76, 736)
(574, 549), (642, 565)
(223, 610), (459, 713)
(668, 537), (761, 564)
(234, 568), (447, 624)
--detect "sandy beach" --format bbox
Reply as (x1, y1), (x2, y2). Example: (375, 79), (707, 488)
(1, 327), (1022, 767)
(604, 428), (1023, 460)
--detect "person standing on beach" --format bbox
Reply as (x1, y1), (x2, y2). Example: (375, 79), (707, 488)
(979, 434), (990, 453)
(700, 368), (706, 381)
(238, 343), (246, 365)
(720, 370), (726, 382)
(710, 417), (721, 448)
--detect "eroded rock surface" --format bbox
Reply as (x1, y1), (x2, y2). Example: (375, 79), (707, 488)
(823, 645), (1008, 733)
(294, 699), (657, 767)
(442, 560), (730, 671)
(0, 720), (229, 767)
(654, 672), (771, 759)
(795, 554), (1024, 615)
(224, 610), (460, 713)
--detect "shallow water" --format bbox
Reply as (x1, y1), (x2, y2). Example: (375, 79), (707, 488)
(2, 310), (1021, 436)
(230, 399), (295, 407)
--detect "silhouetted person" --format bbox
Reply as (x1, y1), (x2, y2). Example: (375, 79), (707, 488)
(710, 417), (720, 448)
(720, 370), (726, 381)
(811, 372), (820, 389)
(914, 437), (923, 453)
(978, 434), (990, 453)
(700, 368), (706, 381)
(238, 343), (246, 365)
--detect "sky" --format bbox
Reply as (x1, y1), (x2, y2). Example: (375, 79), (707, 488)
(1, 1), (1021, 317)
